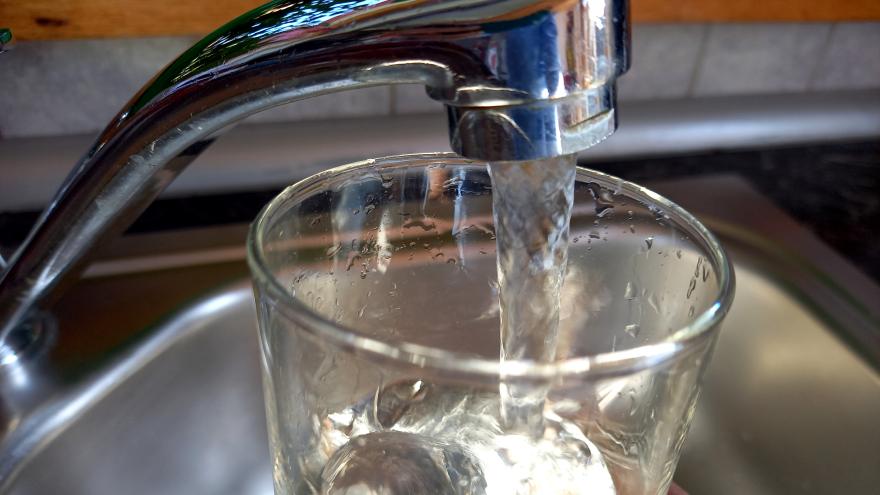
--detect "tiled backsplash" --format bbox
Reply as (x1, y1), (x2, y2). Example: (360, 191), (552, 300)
(1, 22), (878, 139)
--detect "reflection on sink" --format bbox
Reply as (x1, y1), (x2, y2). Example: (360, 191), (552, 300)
(677, 265), (880, 494)
(9, 288), (272, 495)
(7, 177), (879, 494)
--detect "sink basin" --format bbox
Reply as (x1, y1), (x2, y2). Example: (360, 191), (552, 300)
(6, 176), (879, 494)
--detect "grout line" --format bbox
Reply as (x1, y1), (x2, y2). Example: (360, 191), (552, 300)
(388, 85), (398, 115)
(686, 23), (711, 97)
(806, 23), (837, 91)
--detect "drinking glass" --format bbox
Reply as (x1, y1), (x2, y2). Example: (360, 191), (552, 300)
(248, 153), (734, 495)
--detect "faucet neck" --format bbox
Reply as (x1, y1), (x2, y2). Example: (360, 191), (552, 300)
(0, 0), (629, 352)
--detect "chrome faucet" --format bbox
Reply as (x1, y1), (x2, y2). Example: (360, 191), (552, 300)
(0, 0), (628, 486)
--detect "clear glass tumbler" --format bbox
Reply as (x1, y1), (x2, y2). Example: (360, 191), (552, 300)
(248, 154), (734, 495)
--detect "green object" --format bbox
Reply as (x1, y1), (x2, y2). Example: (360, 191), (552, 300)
(0, 28), (13, 51)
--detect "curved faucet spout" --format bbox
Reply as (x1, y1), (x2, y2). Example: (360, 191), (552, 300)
(0, 0), (628, 353)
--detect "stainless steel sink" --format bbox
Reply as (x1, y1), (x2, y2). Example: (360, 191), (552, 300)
(6, 176), (879, 494)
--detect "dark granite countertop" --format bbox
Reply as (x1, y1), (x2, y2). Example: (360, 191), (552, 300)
(590, 141), (880, 283)
(2, 141), (878, 282)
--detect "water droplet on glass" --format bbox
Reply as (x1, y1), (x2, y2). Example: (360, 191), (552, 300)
(326, 242), (343, 258)
(645, 236), (654, 249)
(686, 278), (697, 299)
(404, 218), (437, 232)
(676, 249), (682, 259)
(647, 293), (661, 313)
(364, 204), (376, 214)
(624, 282), (636, 300)
(624, 323), (641, 338)
(346, 253), (361, 272)
(688, 305), (695, 317)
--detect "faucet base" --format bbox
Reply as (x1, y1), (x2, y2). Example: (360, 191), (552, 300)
(447, 87), (617, 161)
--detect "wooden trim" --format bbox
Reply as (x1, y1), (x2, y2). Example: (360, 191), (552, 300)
(2, 0), (879, 41)
(632, 0), (880, 23)
(0, 1), (266, 40)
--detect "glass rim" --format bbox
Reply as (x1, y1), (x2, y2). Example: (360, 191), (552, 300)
(247, 153), (735, 380)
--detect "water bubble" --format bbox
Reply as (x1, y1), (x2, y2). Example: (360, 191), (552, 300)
(320, 431), (484, 495)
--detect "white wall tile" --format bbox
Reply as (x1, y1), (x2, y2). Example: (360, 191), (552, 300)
(812, 23), (880, 91)
(2, 22), (875, 140)
(0, 37), (195, 138)
(391, 83), (444, 114)
(617, 24), (706, 100)
(693, 23), (831, 96)
(0, 37), (390, 139)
